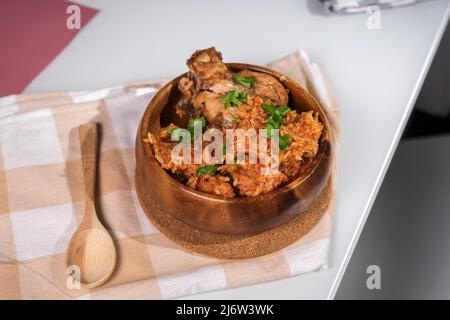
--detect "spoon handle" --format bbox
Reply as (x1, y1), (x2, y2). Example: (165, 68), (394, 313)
(79, 123), (98, 220)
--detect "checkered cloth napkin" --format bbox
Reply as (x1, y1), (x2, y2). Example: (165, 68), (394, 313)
(0, 52), (340, 299)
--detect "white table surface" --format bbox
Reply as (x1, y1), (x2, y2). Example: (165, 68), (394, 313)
(25, 0), (450, 299)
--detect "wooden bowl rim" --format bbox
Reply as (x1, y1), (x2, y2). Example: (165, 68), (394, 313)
(139, 63), (333, 203)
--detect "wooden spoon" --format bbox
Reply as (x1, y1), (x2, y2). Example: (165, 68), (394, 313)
(65, 123), (116, 288)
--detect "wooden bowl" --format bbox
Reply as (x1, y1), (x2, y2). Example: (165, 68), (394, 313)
(135, 63), (333, 235)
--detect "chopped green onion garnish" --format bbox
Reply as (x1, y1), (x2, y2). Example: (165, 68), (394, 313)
(277, 105), (291, 116)
(279, 134), (292, 151)
(261, 104), (291, 118)
(222, 89), (248, 109)
(261, 104), (292, 139)
(196, 166), (218, 176)
(261, 103), (275, 114)
(233, 74), (256, 88)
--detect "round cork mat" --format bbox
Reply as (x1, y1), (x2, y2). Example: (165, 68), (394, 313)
(136, 176), (332, 259)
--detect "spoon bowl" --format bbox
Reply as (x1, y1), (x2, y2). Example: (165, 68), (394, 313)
(66, 228), (116, 287)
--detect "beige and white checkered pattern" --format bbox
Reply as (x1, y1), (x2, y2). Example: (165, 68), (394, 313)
(0, 52), (340, 299)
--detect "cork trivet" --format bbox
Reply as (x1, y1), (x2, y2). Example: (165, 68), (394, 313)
(136, 176), (332, 259)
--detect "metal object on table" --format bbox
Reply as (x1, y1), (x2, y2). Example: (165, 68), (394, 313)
(320, 0), (431, 14)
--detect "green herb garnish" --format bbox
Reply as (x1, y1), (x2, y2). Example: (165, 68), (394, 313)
(222, 89), (248, 109)
(261, 103), (275, 114)
(261, 103), (291, 137)
(196, 166), (218, 176)
(233, 74), (256, 88)
(279, 134), (292, 151)
(265, 117), (280, 137)
(261, 104), (291, 118)
(277, 106), (291, 116)
(188, 117), (206, 140)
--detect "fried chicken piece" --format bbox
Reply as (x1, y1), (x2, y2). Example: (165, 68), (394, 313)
(193, 91), (226, 126)
(176, 76), (200, 119)
(180, 48), (236, 125)
(239, 69), (289, 106)
(178, 77), (195, 100)
(183, 48), (288, 127)
(187, 47), (233, 90)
